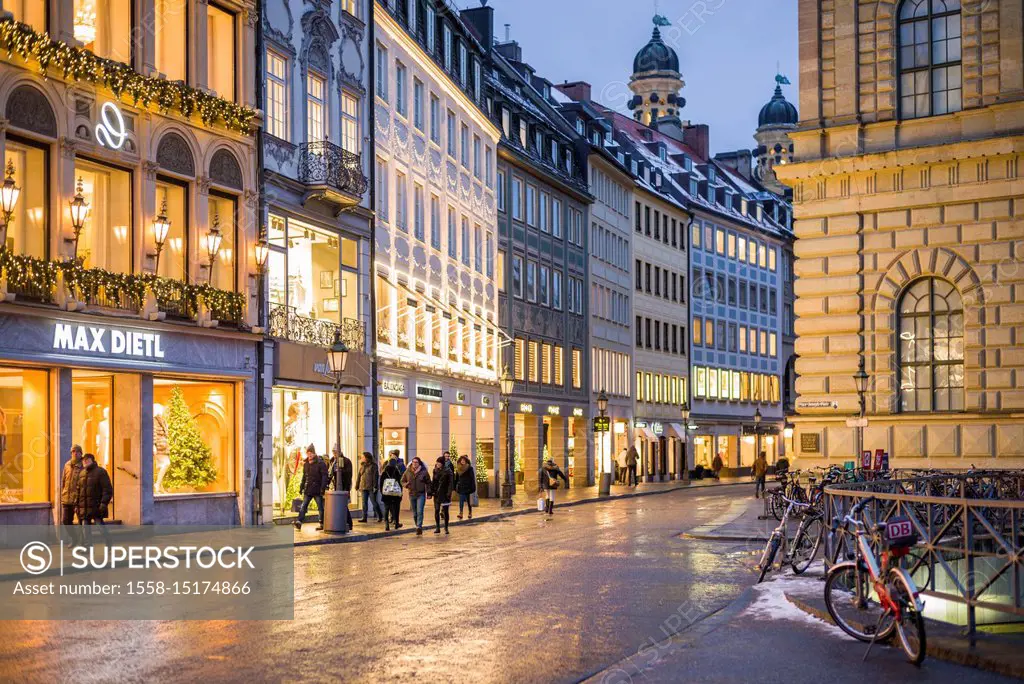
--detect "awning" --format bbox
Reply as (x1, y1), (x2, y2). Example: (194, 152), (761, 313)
(665, 423), (687, 440)
(636, 426), (657, 441)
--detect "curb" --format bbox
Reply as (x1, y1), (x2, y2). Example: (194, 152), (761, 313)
(784, 592), (1024, 679)
(293, 480), (748, 548)
(681, 532), (769, 543)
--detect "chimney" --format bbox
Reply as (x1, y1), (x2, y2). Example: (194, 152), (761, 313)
(653, 117), (685, 144)
(460, 4), (494, 52)
(555, 81), (592, 102)
(682, 123), (710, 161)
(494, 40), (522, 62)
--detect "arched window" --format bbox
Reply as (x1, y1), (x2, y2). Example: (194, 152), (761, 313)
(897, 278), (964, 412)
(898, 0), (962, 119)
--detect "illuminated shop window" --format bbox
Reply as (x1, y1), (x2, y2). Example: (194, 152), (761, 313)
(76, 158), (133, 274)
(0, 366), (49, 505)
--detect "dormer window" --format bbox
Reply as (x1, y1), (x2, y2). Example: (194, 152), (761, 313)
(535, 130), (543, 154)
(658, 146), (667, 161)
(519, 119), (528, 148)
(576, 120), (585, 135)
(551, 140), (558, 163)
(741, 198), (749, 216)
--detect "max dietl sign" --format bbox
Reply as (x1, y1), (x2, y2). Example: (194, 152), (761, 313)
(53, 323), (166, 359)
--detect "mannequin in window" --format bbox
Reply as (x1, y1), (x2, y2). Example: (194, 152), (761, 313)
(81, 404), (99, 456)
(97, 407), (110, 468)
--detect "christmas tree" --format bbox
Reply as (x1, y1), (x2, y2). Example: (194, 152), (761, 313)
(163, 386), (218, 490)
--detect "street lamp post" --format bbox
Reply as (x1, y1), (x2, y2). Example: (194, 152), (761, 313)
(150, 199), (171, 275)
(753, 407), (763, 465)
(680, 403), (691, 482)
(499, 366), (515, 508)
(324, 330), (350, 533)
(853, 358), (869, 467)
(597, 390), (609, 496)
(67, 177), (91, 261)
(203, 214), (224, 285)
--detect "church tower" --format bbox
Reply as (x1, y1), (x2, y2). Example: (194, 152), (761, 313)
(754, 75), (798, 196)
(627, 16), (685, 127)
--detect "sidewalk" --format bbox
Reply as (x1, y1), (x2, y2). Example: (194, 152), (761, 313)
(680, 489), (780, 542)
(289, 476), (750, 547)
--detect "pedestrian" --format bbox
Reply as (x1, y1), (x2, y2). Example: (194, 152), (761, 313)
(753, 451), (768, 499)
(616, 447), (628, 484)
(60, 444), (84, 545)
(539, 458), (569, 517)
(441, 450), (456, 475)
(328, 445), (354, 531)
(775, 453), (790, 476)
(453, 455), (476, 520)
(379, 451), (404, 531)
(76, 452), (112, 545)
(295, 445), (330, 530)
(401, 456), (431, 535)
(431, 456), (454, 535)
(625, 445), (639, 487)
(712, 452), (724, 479)
(356, 452), (384, 523)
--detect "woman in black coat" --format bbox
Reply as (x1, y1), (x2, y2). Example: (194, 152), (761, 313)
(379, 454), (405, 531)
(431, 456), (454, 535)
(539, 459), (569, 517)
(453, 455), (477, 520)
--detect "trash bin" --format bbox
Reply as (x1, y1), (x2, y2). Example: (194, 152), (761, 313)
(323, 491), (350, 534)
(598, 472), (612, 496)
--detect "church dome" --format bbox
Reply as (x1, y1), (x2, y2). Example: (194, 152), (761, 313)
(758, 83), (799, 127)
(632, 27), (679, 75)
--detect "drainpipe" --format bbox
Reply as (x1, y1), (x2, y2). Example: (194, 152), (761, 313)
(684, 212), (695, 480)
(368, 0), (380, 463)
(252, 0), (267, 526)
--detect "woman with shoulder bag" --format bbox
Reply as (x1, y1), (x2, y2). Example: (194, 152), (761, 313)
(379, 451), (405, 531)
(454, 455), (477, 520)
(401, 457), (431, 535)
(539, 458), (569, 517)
(431, 456), (454, 534)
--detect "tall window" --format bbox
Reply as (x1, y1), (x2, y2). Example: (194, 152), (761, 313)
(9, 1), (47, 32)
(447, 207), (457, 258)
(429, 195), (441, 250)
(74, 0), (131, 64)
(413, 183), (425, 241)
(429, 94), (440, 143)
(306, 73), (326, 143)
(3, 138), (48, 259)
(395, 62), (407, 116)
(447, 110), (457, 157)
(395, 171), (408, 230)
(341, 92), (360, 153)
(206, 3), (236, 101)
(898, 277), (964, 412)
(375, 44), (388, 101)
(266, 50), (288, 140)
(413, 79), (424, 130)
(155, 0), (187, 81)
(208, 192), (236, 291)
(898, 0), (962, 119)
(461, 218), (470, 267)
(75, 158), (133, 275)
(153, 176), (186, 280)
(375, 157), (388, 221)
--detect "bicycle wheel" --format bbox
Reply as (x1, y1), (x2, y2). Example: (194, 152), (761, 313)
(823, 563), (896, 642)
(889, 569), (927, 665)
(791, 516), (824, 574)
(769, 491), (784, 521)
(757, 536), (781, 583)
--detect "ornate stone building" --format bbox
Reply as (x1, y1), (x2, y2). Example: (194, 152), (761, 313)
(776, 0), (1024, 466)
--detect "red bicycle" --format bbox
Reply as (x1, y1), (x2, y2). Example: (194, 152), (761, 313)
(823, 497), (927, 665)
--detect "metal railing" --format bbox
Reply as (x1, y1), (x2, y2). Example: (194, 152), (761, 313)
(297, 141), (368, 198)
(268, 303), (364, 351)
(825, 470), (1024, 638)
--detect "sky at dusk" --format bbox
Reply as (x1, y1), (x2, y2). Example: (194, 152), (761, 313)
(479, 0), (799, 155)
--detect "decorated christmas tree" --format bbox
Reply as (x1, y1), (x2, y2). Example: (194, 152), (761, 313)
(163, 386), (218, 490)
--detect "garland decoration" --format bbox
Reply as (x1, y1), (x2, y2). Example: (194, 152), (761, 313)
(0, 19), (257, 134)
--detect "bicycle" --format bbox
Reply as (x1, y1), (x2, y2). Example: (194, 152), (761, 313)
(823, 497), (927, 665)
(756, 495), (825, 583)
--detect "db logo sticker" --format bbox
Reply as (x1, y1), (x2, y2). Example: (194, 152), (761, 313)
(20, 541), (53, 575)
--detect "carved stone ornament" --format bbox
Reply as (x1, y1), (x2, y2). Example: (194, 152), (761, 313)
(155, 132), (196, 176)
(5, 85), (57, 138)
(197, 175), (212, 196)
(265, 135), (297, 166)
(209, 148), (244, 190)
(143, 160), (160, 180)
(59, 137), (78, 160)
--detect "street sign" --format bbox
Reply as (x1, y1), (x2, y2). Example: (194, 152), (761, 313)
(845, 417), (869, 428)
(593, 416), (610, 432)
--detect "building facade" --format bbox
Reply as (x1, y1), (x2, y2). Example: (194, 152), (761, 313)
(777, 0), (1024, 467)
(0, 2), (260, 524)
(372, 0), (502, 488)
(258, 0), (373, 522)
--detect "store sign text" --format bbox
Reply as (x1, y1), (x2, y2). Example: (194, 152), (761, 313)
(53, 323), (165, 359)
(95, 102), (127, 150)
(416, 383), (443, 401)
(381, 379), (406, 396)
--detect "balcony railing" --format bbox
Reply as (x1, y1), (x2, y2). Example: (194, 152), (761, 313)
(298, 141), (368, 202)
(269, 303), (365, 351)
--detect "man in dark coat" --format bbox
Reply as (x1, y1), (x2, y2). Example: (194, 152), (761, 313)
(327, 445), (354, 530)
(77, 453), (113, 545)
(625, 445), (639, 487)
(61, 445), (84, 544)
(295, 445), (330, 530)
(431, 456), (454, 534)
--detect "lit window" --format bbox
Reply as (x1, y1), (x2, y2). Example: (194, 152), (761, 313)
(341, 0), (358, 17)
(8, 1), (46, 32)
(768, 247), (777, 272)
(727, 233), (736, 258)
(306, 72), (326, 143)
(554, 347), (564, 386)
(716, 228), (725, 254)
(0, 366), (50, 503)
(693, 318), (702, 345)
(572, 349), (582, 389)
(155, 0), (187, 81)
(341, 92), (360, 153)
(3, 138), (48, 259)
(541, 344), (552, 384)
(528, 341), (539, 382)
(266, 50), (289, 140)
(152, 176), (186, 280)
(514, 339), (525, 380)
(898, 277), (964, 412)
(154, 379), (236, 495)
(74, 0), (131, 64)
(206, 3), (236, 101)
(898, 0), (962, 119)
(769, 333), (777, 357)
(207, 192), (236, 291)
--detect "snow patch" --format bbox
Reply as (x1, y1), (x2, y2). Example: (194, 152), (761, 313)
(741, 575), (841, 636)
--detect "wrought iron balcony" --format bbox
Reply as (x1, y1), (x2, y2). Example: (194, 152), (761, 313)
(297, 141), (367, 208)
(269, 303), (365, 351)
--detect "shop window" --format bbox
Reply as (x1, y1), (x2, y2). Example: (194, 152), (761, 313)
(207, 3), (237, 101)
(9, 0), (46, 32)
(154, 177), (187, 281)
(285, 220), (345, 324)
(0, 366), (49, 505)
(76, 158), (133, 274)
(3, 137), (48, 258)
(75, 0), (132, 64)
(207, 192), (236, 291)
(154, 379), (235, 495)
(155, 0), (187, 82)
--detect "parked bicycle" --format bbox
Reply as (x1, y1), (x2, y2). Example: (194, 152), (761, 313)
(823, 496), (927, 665)
(756, 494), (824, 583)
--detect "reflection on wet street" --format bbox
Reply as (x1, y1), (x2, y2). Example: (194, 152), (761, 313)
(0, 486), (758, 684)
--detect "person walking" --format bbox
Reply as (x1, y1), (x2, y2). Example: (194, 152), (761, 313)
(625, 445), (639, 487)
(401, 457), (431, 535)
(453, 455), (476, 520)
(60, 445), (84, 545)
(616, 447), (628, 484)
(431, 456), (454, 535)
(356, 452), (384, 523)
(441, 450), (456, 475)
(753, 451), (768, 499)
(295, 445), (330, 530)
(76, 452), (113, 545)
(328, 446), (354, 531)
(712, 452), (724, 480)
(539, 459), (569, 517)
(379, 451), (404, 531)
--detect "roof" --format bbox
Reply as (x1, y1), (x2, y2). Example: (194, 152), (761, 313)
(632, 27), (680, 76)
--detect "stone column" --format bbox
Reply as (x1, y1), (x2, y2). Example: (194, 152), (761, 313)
(139, 374), (155, 525)
(522, 413), (543, 493)
(53, 367), (73, 524)
(571, 417), (588, 488)
(549, 416), (567, 477)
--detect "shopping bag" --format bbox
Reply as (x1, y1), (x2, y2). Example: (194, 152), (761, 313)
(537, 498), (545, 512)
(471, 493), (479, 507)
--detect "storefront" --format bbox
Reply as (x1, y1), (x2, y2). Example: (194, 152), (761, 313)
(503, 403), (589, 491)
(0, 311), (257, 526)
(633, 419), (685, 481)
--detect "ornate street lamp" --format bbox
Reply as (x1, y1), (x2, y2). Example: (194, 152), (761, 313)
(323, 329), (350, 531)
(753, 407), (763, 464)
(854, 358), (869, 465)
(597, 389), (610, 495)
(204, 214), (224, 284)
(499, 366), (515, 508)
(681, 403), (691, 480)
(254, 237), (270, 330)
(67, 177), (91, 261)
(150, 198), (172, 275)
(0, 160), (21, 249)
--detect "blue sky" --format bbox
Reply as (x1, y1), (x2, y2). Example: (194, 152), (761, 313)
(483, 0), (799, 155)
